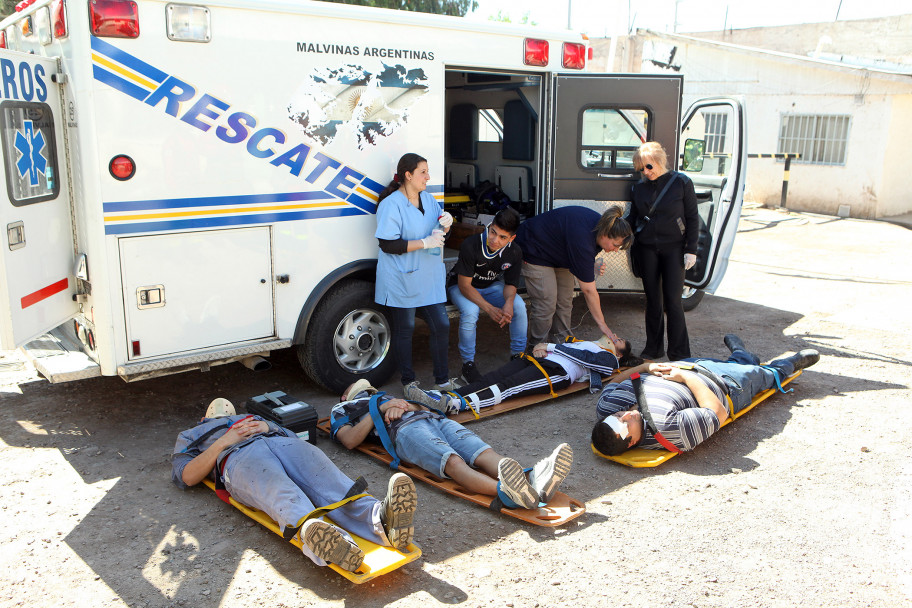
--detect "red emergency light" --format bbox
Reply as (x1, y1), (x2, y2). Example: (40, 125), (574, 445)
(562, 42), (586, 69)
(0, 32), (5, 49)
(52, 0), (68, 39)
(109, 155), (135, 180)
(524, 38), (549, 67)
(89, 0), (139, 39)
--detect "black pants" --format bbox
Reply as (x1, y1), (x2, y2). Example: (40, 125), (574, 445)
(636, 243), (691, 359)
(453, 357), (572, 408)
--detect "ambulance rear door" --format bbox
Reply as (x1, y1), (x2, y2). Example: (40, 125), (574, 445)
(547, 73), (682, 291)
(0, 52), (77, 348)
(549, 73), (683, 207)
(679, 97), (747, 294)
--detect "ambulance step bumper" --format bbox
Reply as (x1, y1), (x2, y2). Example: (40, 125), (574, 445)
(23, 327), (102, 384)
(116, 340), (291, 382)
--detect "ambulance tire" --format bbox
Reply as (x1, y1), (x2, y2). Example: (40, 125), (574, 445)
(299, 280), (396, 393)
(681, 286), (705, 312)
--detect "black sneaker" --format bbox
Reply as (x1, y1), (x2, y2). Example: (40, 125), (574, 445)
(461, 360), (482, 384)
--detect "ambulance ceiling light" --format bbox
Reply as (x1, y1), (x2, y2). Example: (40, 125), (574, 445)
(109, 155), (135, 181)
(89, 0), (139, 39)
(524, 38), (549, 67)
(52, 0), (68, 39)
(562, 42), (586, 70)
(167, 4), (210, 43)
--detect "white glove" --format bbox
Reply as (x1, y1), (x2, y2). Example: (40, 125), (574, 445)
(421, 229), (445, 250)
(437, 211), (454, 229)
(684, 253), (697, 270)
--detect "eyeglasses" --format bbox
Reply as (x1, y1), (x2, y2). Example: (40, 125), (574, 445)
(642, 164), (653, 171)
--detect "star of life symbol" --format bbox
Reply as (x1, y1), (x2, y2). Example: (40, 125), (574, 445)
(14, 120), (49, 187)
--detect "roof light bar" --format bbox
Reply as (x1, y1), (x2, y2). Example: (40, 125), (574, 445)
(524, 38), (549, 67)
(52, 0), (68, 39)
(562, 42), (586, 70)
(166, 4), (211, 43)
(89, 0), (139, 39)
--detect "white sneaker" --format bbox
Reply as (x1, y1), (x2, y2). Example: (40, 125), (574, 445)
(301, 519), (364, 572)
(497, 458), (539, 510)
(403, 382), (449, 410)
(432, 378), (464, 391)
(527, 443), (573, 504)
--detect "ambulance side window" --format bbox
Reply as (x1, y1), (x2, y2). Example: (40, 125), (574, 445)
(0, 101), (60, 207)
(579, 107), (650, 172)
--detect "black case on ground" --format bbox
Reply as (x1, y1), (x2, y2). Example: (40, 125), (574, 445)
(245, 391), (318, 445)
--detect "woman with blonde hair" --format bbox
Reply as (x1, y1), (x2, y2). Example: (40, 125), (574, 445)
(628, 141), (699, 360)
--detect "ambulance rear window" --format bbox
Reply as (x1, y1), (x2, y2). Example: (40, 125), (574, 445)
(579, 107), (649, 172)
(0, 101), (60, 206)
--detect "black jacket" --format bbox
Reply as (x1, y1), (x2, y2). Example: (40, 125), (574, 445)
(628, 171), (699, 254)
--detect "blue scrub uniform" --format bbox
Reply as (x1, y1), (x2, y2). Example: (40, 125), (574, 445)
(374, 190), (446, 307)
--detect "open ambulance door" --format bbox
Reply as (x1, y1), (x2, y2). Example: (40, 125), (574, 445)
(548, 73), (683, 292)
(679, 97), (747, 307)
(0, 53), (78, 349)
(549, 73), (683, 206)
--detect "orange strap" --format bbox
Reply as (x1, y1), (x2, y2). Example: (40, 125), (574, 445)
(519, 353), (558, 398)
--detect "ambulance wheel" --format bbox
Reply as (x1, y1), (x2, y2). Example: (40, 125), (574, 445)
(682, 286), (705, 312)
(299, 280), (396, 393)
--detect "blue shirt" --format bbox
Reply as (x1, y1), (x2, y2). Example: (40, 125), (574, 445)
(374, 190), (446, 307)
(515, 206), (601, 282)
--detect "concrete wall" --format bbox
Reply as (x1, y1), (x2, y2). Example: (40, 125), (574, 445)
(589, 33), (912, 218)
(880, 94), (912, 217)
(686, 15), (912, 67)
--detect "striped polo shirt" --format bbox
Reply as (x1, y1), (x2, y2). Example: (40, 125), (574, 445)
(595, 373), (725, 451)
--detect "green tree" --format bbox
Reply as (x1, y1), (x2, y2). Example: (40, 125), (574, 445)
(320, 0), (479, 18)
(488, 10), (536, 26)
(1, 0), (19, 20)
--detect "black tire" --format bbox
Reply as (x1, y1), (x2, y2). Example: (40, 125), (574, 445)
(298, 280), (396, 393)
(681, 286), (705, 312)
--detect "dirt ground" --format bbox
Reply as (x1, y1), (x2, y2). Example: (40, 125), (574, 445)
(1, 205), (910, 608)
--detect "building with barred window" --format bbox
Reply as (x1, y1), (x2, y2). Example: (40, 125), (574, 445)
(591, 15), (912, 219)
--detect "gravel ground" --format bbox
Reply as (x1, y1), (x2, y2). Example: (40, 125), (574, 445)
(1, 205), (910, 608)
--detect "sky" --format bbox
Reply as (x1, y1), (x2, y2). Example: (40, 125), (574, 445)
(466, 0), (912, 37)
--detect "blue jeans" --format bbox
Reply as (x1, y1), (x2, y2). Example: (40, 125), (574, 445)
(394, 416), (490, 479)
(448, 282), (528, 361)
(389, 303), (450, 385)
(685, 349), (795, 414)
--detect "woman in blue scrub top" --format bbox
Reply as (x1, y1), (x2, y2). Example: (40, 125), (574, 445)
(375, 153), (456, 391)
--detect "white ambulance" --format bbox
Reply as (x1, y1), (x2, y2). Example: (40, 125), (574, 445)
(0, 0), (746, 392)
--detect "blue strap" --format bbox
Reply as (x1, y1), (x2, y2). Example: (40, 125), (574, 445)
(367, 392), (401, 469)
(495, 482), (521, 509)
(494, 466), (546, 510)
(588, 370), (602, 394)
(761, 365), (793, 393)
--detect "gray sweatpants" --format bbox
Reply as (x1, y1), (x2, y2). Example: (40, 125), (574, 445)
(222, 435), (388, 565)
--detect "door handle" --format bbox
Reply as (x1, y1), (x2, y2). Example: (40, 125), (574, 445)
(596, 173), (636, 179)
(7, 221), (25, 251)
(136, 285), (165, 309)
